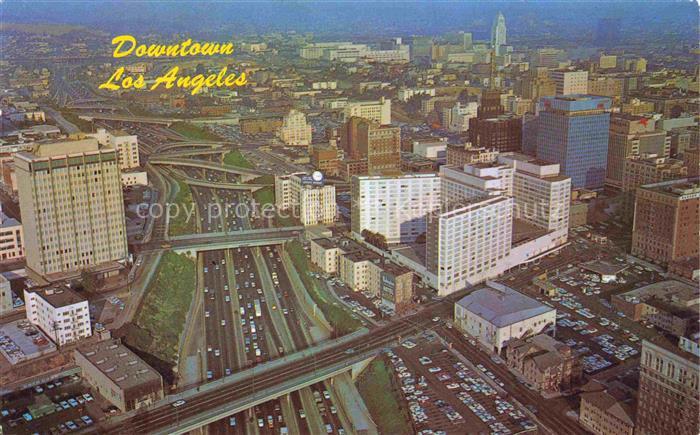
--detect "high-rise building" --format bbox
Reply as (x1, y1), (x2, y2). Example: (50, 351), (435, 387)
(621, 156), (687, 219)
(469, 114), (522, 153)
(351, 174), (441, 244)
(440, 162), (514, 203)
(340, 117), (401, 174)
(636, 337), (699, 435)
(426, 196), (513, 294)
(478, 89), (505, 119)
(550, 69), (589, 95)
(88, 128), (140, 170)
(536, 95), (612, 189)
(274, 172), (336, 226)
(631, 178), (699, 266)
(607, 114), (671, 188)
(278, 109), (312, 146)
(491, 12), (507, 56)
(24, 287), (91, 346)
(683, 146), (700, 177)
(14, 138), (128, 279)
(342, 97), (391, 125)
(497, 153), (572, 234)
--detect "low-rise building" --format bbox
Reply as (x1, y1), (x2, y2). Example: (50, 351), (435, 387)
(454, 281), (556, 353)
(24, 286), (91, 346)
(579, 388), (635, 435)
(121, 170), (148, 187)
(0, 275), (12, 316)
(310, 237), (363, 274)
(74, 338), (164, 412)
(506, 334), (581, 394)
(0, 209), (24, 261)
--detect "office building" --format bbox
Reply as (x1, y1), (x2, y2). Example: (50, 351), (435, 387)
(341, 117), (401, 174)
(607, 114), (671, 188)
(454, 281), (556, 353)
(446, 145), (498, 167)
(491, 12), (507, 56)
(506, 334), (581, 394)
(426, 197), (513, 295)
(440, 162), (513, 202)
(632, 179), (699, 266)
(74, 338), (164, 412)
(550, 69), (589, 95)
(342, 97), (391, 125)
(683, 146), (699, 177)
(448, 102), (479, 133)
(274, 172), (336, 226)
(636, 338), (700, 435)
(0, 208), (24, 261)
(621, 156), (687, 218)
(278, 109), (312, 146)
(0, 275), (12, 316)
(536, 95), (612, 189)
(14, 138), (128, 279)
(469, 114), (522, 153)
(310, 145), (340, 177)
(498, 153), (572, 233)
(24, 286), (91, 346)
(351, 174), (441, 244)
(88, 128), (140, 170)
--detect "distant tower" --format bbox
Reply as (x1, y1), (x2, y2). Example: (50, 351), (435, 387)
(491, 12), (507, 56)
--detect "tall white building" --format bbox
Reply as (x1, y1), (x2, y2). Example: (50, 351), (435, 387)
(274, 172), (336, 226)
(24, 287), (91, 346)
(88, 128), (140, 170)
(14, 138), (128, 279)
(426, 196), (513, 294)
(497, 153), (571, 235)
(491, 12), (507, 56)
(449, 102), (479, 133)
(550, 70), (589, 95)
(343, 97), (391, 125)
(278, 109), (313, 146)
(441, 162), (514, 203)
(351, 174), (441, 244)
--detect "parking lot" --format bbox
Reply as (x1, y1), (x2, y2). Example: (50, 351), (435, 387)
(387, 339), (537, 435)
(0, 373), (104, 434)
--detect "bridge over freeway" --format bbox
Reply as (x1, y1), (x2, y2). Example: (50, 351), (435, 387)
(139, 227), (304, 254)
(77, 113), (180, 126)
(155, 141), (223, 153)
(88, 308), (444, 435)
(177, 173), (269, 192)
(157, 149), (227, 159)
(149, 157), (264, 181)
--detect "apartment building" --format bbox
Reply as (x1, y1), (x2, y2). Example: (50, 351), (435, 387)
(426, 197), (513, 294)
(274, 172), (336, 226)
(24, 286), (91, 346)
(636, 337), (700, 435)
(342, 97), (391, 125)
(14, 138), (128, 279)
(88, 128), (140, 170)
(631, 179), (699, 266)
(454, 281), (556, 353)
(278, 109), (312, 146)
(351, 173), (441, 244)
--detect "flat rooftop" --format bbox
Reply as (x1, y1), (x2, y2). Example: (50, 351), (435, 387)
(26, 286), (85, 308)
(456, 281), (554, 327)
(76, 339), (162, 391)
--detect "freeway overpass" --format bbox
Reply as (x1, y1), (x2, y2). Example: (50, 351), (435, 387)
(149, 157), (264, 181)
(177, 174), (269, 192)
(77, 113), (179, 125)
(158, 149), (227, 159)
(139, 227), (304, 254)
(90, 308), (444, 435)
(155, 141), (222, 153)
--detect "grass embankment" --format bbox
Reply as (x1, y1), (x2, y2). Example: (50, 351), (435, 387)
(60, 111), (94, 132)
(223, 149), (254, 168)
(170, 121), (221, 141)
(129, 252), (196, 366)
(285, 240), (361, 336)
(357, 357), (413, 434)
(247, 174), (297, 227)
(168, 180), (196, 236)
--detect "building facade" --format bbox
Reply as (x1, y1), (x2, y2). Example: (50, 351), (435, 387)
(536, 95), (612, 189)
(550, 70), (589, 95)
(88, 128), (140, 170)
(14, 139), (128, 278)
(342, 98), (391, 125)
(24, 287), (91, 346)
(278, 109), (313, 146)
(274, 173), (336, 226)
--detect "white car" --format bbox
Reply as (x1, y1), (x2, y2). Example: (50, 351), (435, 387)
(172, 400), (186, 408)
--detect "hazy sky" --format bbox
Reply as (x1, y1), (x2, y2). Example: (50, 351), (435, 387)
(1, 1), (697, 41)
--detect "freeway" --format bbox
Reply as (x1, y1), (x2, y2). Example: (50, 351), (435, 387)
(92, 307), (446, 434)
